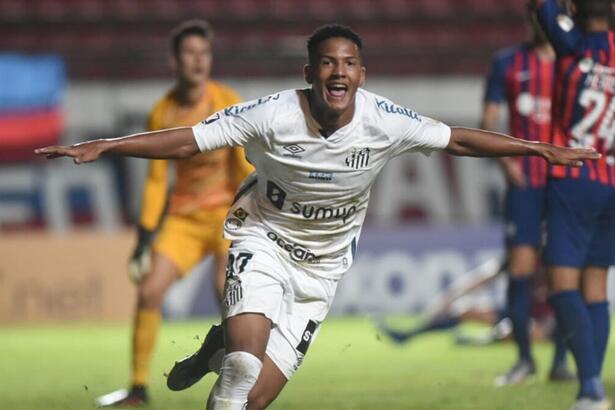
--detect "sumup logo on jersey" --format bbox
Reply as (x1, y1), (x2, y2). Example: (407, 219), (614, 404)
(345, 148), (370, 169)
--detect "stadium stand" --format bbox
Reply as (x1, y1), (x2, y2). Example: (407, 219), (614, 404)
(0, 0), (526, 78)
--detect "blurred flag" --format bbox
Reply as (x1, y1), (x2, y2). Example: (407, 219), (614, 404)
(0, 54), (66, 161)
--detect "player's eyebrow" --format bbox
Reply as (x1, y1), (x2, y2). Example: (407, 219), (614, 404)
(319, 54), (360, 61)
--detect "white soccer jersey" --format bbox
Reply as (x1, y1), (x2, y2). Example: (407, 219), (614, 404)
(192, 88), (451, 279)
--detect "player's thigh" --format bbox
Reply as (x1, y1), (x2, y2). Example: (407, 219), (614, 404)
(544, 179), (599, 268)
(507, 245), (539, 277)
(584, 194), (615, 269)
(548, 265), (582, 292)
(224, 313), (272, 360)
(211, 251), (229, 302)
(247, 354), (288, 410)
(222, 243), (286, 359)
(581, 266), (609, 302)
(138, 252), (182, 307)
(504, 185), (544, 252)
(153, 215), (205, 275)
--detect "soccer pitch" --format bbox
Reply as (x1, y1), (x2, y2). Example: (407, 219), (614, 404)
(1, 317), (612, 409)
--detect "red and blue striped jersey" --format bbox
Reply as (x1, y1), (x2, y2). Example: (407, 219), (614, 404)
(484, 44), (554, 187)
(538, 0), (615, 185)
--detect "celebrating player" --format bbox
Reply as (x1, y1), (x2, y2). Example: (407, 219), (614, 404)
(95, 20), (252, 407)
(535, 0), (615, 409)
(481, 5), (573, 386)
(36, 25), (599, 410)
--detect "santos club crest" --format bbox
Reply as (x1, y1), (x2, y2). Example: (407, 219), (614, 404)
(344, 147), (370, 169)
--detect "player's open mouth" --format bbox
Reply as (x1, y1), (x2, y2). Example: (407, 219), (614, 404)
(326, 84), (348, 100)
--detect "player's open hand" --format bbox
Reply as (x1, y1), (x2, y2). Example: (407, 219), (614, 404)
(34, 140), (107, 164)
(539, 143), (601, 167)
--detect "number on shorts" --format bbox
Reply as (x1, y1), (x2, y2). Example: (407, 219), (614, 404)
(226, 252), (254, 279)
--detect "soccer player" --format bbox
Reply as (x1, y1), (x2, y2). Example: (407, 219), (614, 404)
(95, 20), (252, 407)
(480, 6), (573, 385)
(535, 0), (615, 409)
(36, 25), (599, 410)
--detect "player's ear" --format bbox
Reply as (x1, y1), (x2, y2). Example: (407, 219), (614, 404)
(359, 66), (366, 87)
(304, 64), (313, 84)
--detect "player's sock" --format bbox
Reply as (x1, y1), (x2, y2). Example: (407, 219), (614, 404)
(551, 324), (568, 369)
(506, 275), (533, 363)
(550, 291), (603, 399)
(421, 315), (460, 333)
(404, 315), (460, 340)
(381, 315), (459, 344)
(208, 351), (262, 410)
(586, 301), (610, 374)
(132, 308), (162, 386)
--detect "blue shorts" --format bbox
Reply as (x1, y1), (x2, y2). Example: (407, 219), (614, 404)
(544, 178), (615, 268)
(504, 185), (545, 248)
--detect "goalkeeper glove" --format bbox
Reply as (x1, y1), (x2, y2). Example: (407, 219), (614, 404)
(128, 226), (155, 284)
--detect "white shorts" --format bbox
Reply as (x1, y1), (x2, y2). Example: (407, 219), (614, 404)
(222, 236), (338, 379)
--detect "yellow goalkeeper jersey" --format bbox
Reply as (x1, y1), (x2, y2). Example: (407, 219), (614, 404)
(139, 81), (253, 230)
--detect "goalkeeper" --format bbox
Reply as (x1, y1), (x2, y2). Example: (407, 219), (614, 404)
(96, 19), (252, 407)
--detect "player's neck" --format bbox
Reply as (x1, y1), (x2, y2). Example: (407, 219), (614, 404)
(584, 19), (609, 32)
(307, 90), (355, 138)
(174, 81), (207, 106)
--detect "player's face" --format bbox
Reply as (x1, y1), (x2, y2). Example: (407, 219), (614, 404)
(305, 37), (365, 117)
(173, 34), (212, 86)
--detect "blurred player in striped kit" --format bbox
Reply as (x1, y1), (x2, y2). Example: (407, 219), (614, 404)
(96, 20), (252, 407)
(536, 0), (615, 409)
(481, 3), (574, 386)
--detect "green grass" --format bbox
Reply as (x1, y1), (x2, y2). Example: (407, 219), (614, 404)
(1, 317), (613, 409)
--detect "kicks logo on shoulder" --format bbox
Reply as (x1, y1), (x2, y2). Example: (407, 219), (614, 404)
(345, 148), (370, 169)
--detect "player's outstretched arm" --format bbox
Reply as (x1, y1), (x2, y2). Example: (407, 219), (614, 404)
(445, 127), (600, 167)
(34, 127), (199, 164)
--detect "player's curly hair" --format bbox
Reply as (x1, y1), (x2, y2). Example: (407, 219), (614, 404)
(307, 24), (363, 64)
(170, 20), (213, 56)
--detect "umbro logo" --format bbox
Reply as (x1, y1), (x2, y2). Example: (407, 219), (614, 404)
(283, 144), (305, 157)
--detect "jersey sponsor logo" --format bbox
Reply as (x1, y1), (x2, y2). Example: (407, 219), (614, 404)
(224, 207), (249, 231)
(515, 93), (551, 124)
(201, 112), (220, 125)
(266, 230), (320, 264)
(283, 144), (305, 158)
(308, 171), (333, 181)
(376, 99), (421, 121)
(290, 202), (357, 224)
(266, 180), (287, 210)
(345, 147), (370, 169)
(583, 62), (615, 94)
(223, 94), (280, 116)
